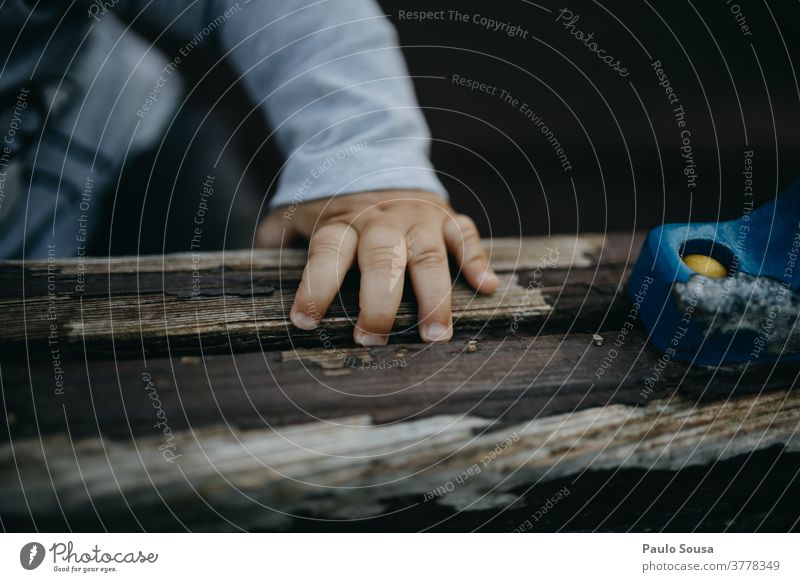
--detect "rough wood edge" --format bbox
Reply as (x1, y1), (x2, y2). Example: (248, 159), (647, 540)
(3, 388), (798, 528)
(0, 234), (642, 274)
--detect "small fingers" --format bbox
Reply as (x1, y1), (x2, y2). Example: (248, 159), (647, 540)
(407, 228), (452, 342)
(354, 225), (407, 345)
(444, 214), (498, 294)
(291, 223), (357, 330)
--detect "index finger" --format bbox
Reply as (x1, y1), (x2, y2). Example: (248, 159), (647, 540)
(291, 223), (357, 330)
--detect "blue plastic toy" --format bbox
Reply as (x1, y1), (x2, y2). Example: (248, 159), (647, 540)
(628, 180), (800, 366)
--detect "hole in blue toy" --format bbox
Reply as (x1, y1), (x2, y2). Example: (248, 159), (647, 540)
(679, 239), (736, 275)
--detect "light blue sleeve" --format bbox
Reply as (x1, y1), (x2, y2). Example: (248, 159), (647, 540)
(128, 0), (447, 207)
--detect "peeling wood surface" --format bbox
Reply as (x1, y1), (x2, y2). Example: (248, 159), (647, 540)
(1, 234), (619, 276)
(4, 331), (799, 442)
(0, 234), (636, 356)
(2, 390), (799, 531)
(2, 232), (799, 531)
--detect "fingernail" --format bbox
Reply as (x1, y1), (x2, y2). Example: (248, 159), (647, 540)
(291, 312), (318, 330)
(354, 330), (388, 346)
(421, 323), (452, 343)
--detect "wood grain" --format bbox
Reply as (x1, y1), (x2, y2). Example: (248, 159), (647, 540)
(5, 329), (798, 443)
(2, 389), (798, 530)
(0, 234), (640, 356)
(3, 231), (799, 531)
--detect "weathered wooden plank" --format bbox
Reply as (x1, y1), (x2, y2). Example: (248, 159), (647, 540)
(2, 234), (635, 279)
(0, 272), (550, 349)
(2, 231), (799, 532)
(0, 234), (641, 356)
(2, 389), (798, 530)
(4, 326), (798, 443)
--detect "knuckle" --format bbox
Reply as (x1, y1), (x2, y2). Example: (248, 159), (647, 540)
(312, 237), (344, 257)
(311, 224), (354, 257)
(461, 227), (481, 246)
(450, 215), (480, 244)
(409, 246), (447, 270)
(464, 250), (488, 269)
(363, 243), (404, 271)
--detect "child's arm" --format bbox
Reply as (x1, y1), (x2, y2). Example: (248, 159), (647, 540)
(128, 0), (497, 343)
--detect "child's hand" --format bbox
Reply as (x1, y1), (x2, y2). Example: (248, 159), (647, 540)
(257, 190), (498, 345)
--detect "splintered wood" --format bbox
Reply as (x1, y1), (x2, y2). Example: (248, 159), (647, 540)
(2, 232), (798, 530)
(3, 390), (798, 529)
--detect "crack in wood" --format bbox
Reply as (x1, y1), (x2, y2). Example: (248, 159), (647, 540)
(2, 389), (797, 528)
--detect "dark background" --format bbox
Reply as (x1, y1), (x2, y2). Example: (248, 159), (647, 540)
(123, 0), (800, 252)
(386, 0), (800, 236)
